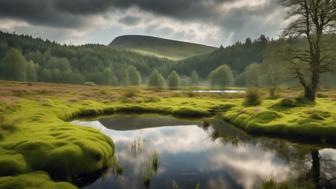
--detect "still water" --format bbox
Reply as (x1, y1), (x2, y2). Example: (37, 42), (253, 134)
(72, 114), (336, 189)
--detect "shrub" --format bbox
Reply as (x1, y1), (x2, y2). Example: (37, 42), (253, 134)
(279, 98), (297, 107)
(123, 88), (138, 98)
(243, 88), (262, 106)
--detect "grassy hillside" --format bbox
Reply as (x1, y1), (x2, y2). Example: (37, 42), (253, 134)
(110, 35), (217, 60)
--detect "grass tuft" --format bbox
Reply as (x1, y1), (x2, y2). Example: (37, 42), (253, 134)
(243, 88), (262, 106)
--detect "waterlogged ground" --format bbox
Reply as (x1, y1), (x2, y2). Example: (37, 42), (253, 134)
(73, 114), (336, 189)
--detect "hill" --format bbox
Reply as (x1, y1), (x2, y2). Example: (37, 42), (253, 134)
(110, 35), (217, 60)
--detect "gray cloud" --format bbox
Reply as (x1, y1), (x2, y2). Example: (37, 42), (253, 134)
(0, 0), (286, 46)
(118, 16), (142, 26)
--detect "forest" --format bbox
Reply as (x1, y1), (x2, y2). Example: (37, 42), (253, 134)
(1, 31), (335, 90)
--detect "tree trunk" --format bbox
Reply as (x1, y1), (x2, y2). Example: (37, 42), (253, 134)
(304, 85), (316, 101)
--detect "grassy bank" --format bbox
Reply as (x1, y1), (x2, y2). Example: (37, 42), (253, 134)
(0, 81), (336, 188)
(221, 97), (336, 144)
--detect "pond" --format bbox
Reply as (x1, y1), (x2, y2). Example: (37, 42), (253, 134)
(72, 114), (336, 189)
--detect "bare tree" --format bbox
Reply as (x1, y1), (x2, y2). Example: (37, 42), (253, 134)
(282, 0), (336, 101)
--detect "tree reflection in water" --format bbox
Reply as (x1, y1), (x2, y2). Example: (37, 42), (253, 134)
(207, 118), (336, 189)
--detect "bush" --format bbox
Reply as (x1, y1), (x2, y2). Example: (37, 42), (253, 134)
(243, 88), (262, 106)
(123, 88), (138, 98)
(279, 98), (297, 107)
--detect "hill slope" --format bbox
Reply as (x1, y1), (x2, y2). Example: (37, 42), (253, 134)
(110, 35), (217, 60)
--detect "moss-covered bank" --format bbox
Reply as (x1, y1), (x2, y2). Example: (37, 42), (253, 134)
(221, 98), (336, 144)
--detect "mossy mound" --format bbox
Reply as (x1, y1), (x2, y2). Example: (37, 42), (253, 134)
(0, 171), (76, 189)
(0, 151), (27, 176)
(254, 111), (283, 123)
(2, 124), (114, 180)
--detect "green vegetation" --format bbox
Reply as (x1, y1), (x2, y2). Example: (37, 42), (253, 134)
(0, 31), (174, 86)
(151, 150), (159, 173)
(110, 35), (217, 60)
(262, 177), (313, 189)
(0, 171), (77, 189)
(208, 64), (234, 88)
(127, 66), (142, 86)
(174, 35), (269, 78)
(243, 88), (263, 106)
(148, 69), (166, 89)
(190, 70), (199, 86)
(167, 70), (181, 89)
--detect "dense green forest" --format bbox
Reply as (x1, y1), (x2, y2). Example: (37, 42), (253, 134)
(174, 35), (269, 77)
(0, 31), (175, 85)
(1, 31), (335, 88)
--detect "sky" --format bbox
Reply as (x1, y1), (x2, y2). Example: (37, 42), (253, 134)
(0, 0), (288, 47)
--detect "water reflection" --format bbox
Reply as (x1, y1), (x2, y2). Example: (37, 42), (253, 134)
(72, 114), (336, 189)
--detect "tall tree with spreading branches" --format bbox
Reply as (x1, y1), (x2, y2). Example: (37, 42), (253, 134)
(282, 0), (336, 101)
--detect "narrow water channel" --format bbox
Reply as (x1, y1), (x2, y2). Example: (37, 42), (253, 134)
(72, 114), (336, 189)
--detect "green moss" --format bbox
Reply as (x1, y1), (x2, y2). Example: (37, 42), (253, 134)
(0, 171), (77, 189)
(0, 153), (27, 176)
(254, 111), (282, 123)
(222, 98), (336, 143)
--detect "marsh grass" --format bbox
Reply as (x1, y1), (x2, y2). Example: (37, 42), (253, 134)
(130, 137), (143, 154)
(142, 150), (160, 187)
(111, 160), (123, 176)
(151, 150), (159, 173)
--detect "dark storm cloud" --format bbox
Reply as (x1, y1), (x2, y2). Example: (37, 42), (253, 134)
(0, 0), (262, 28)
(0, 0), (88, 28)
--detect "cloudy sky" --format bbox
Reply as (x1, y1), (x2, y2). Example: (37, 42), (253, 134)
(0, 0), (288, 47)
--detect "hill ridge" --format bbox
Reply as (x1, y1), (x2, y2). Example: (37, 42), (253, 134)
(110, 35), (217, 60)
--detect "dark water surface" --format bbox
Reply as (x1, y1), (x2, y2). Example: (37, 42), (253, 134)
(72, 114), (336, 189)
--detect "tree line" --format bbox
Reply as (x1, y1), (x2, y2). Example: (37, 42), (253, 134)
(1, 29), (335, 94)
